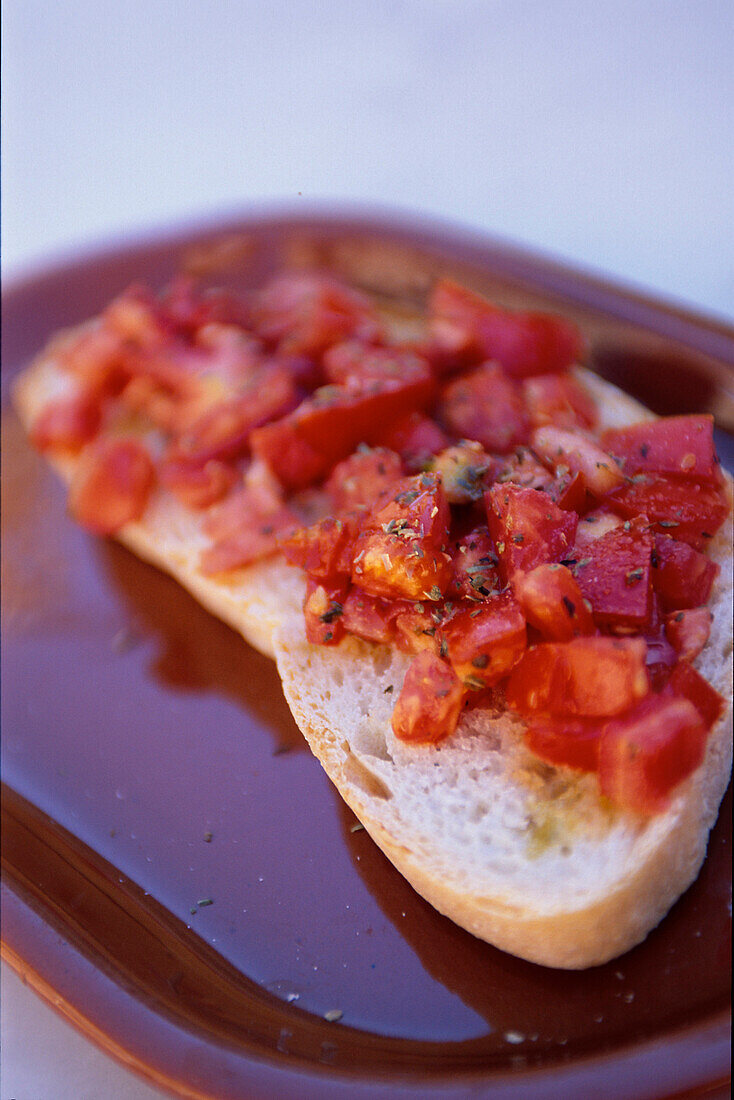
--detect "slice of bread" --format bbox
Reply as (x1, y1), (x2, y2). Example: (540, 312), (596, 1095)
(13, 318), (732, 970)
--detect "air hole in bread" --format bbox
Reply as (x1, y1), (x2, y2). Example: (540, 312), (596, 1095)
(341, 745), (393, 801)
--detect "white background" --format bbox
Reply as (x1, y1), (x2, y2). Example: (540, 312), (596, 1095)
(2, 2), (732, 1097)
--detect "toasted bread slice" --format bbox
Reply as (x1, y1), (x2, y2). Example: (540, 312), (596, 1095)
(272, 372), (733, 968)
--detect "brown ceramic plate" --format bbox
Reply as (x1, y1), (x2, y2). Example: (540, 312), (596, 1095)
(2, 208), (732, 1100)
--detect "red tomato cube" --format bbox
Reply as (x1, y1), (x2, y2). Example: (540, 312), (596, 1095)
(442, 594), (527, 690)
(512, 564), (595, 641)
(602, 415), (720, 483)
(485, 483), (578, 582)
(391, 651), (464, 743)
(598, 695), (707, 815)
(506, 636), (649, 718)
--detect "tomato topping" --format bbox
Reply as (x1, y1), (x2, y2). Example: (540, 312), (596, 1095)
(391, 651), (464, 743)
(449, 525), (501, 601)
(485, 484), (577, 582)
(30, 390), (103, 452)
(602, 415), (720, 484)
(157, 456), (237, 509)
(664, 608), (713, 663)
(437, 362), (529, 453)
(664, 661), (725, 729)
(171, 366), (300, 465)
(200, 483), (298, 574)
(280, 514), (359, 581)
(506, 636), (649, 718)
(543, 469), (588, 513)
(56, 318), (129, 395)
(522, 373), (597, 430)
(429, 278), (583, 377)
(643, 619), (678, 691)
(323, 341), (431, 387)
(428, 442), (497, 505)
(156, 276), (254, 336)
(495, 447), (554, 492)
(341, 588), (401, 645)
(351, 473), (451, 601)
(250, 372), (434, 490)
(250, 272), (382, 357)
(524, 716), (602, 772)
(69, 437), (155, 534)
(377, 412), (450, 473)
(531, 426), (625, 498)
(325, 447), (403, 513)
(303, 579), (348, 646)
(610, 474), (730, 551)
(574, 509), (623, 546)
(651, 534), (720, 611)
(598, 695), (707, 815)
(443, 594), (527, 690)
(512, 564), (595, 641)
(394, 604), (446, 655)
(570, 519), (654, 631)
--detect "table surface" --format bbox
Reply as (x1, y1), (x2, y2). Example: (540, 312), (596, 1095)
(2, 2), (732, 1097)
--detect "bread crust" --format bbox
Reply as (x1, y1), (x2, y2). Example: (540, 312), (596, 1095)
(13, 317), (733, 970)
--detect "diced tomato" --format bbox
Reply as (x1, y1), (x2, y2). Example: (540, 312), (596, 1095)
(31, 390), (103, 452)
(172, 366), (299, 465)
(506, 636), (649, 718)
(570, 519), (654, 631)
(664, 661), (725, 730)
(442, 594), (527, 690)
(651, 534), (720, 611)
(602, 415), (721, 484)
(340, 588), (402, 645)
(598, 695), (707, 815)
(351, 473), (452, 601)
(68, 437), (154, 534)
(194, 324), (273, 389)
(391, 651), (464, 743)
(428, 279), (583, 377)
(157, 276), (253, 336)
(664, 608), (713, 663)
(531, 426), (625, 497)
(157, 456), (237, 509)
(449, 525), (501, 601)
(485, 484), (578, 582)
(428, 442), (497, 505)
(394, 604), (445, 655)
(574, 509), (623, 547)
(524, 716), (602, 772)
(323, 341), (431, 386)
(495, 447), (554, 492)
(200, 483), (298, 574)
(512, 564), (595, 641)
(303, 578), (348, 646)
(377, 412), (450, 473)
(325, 447), (403, 513)
(522, 373), (597, 430)
(643, 626), (678, 692)
(536, 471), (585, 516)
(280, 513), (359, 581)
(250, 373), (435, 490)
(56, 317), (129, 395)
(609, 474), (730, 551)
(436, 362), (529, 453)
(250, 272), (383, 357)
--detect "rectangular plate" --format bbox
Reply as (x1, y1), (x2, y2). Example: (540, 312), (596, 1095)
(2, 208), (732, 1100)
